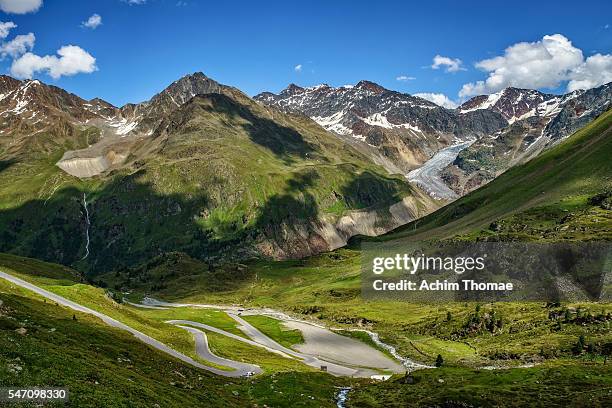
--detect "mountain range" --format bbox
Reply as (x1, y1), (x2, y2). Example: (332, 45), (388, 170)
(0, 72), (610, 273)
(256, 81), (611, 197)
(0, 73), (435, 274)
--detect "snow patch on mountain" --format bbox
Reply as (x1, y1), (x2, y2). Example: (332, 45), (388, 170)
(459, 92), (503, 113)
(108, 117), (140, 136)
(313, 111), (357, 137)
(361, 112), (422, 133)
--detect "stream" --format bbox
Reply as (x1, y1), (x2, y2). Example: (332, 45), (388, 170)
(335, 387), (351, 408)
(346, 329), (431, 370)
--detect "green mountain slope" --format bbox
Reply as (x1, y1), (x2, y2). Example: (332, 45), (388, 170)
(2, 107), (611, 407)
(0, 74), (436, 275)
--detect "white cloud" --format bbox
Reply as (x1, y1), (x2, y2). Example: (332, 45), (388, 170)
(567, 53), (612, 92)
(431, 55), (465, 73)
(414, 92), (458, 109)
(81, 14), (102, 30)
(458, 34), (612, 98)
(396, 75), (416, 81)
(11, 45), (97, 79)
(294, 64), (302, 72)
(123, 0), (147, 4)
(0, 15), (99, 81)
(0, 21), (16, 39)
(0, 32), (34, 58)
(460, 34), (583, 97)
(0, 0), (42, 14)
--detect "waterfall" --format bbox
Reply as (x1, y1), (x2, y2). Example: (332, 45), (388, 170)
(81, 193), (90, 260)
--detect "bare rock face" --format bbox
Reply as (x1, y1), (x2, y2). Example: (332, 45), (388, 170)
(256, 193), (435, 260)
(458, 87), (557, 122)
(448, 83), (612, 195)
(56, 150), (128, 178)
(57, 155), (111, 178)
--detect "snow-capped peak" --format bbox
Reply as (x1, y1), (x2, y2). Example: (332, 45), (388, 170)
(459, 87), (561, 123)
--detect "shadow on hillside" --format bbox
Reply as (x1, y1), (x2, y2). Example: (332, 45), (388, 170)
(0, 158), (17, 174)
(251, 171), (322, 258)
(256, 170), (320, 225)
(0, 162), (406, 280)
(340, 170), (406, 209)
(0, 169), (214, 274)
(192, 93), (318, 164)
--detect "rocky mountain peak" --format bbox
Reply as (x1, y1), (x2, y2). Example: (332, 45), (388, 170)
(0, 75), (97, 125)
(256, 78), (611, 199)
(458, 94), (488, 112)
(89, 97), (116, 108)
(0, 75), (21, 93)
(255, 78), (507, 175)
(281, 83), (305, 96)
(355, 80), (386, 94)
(459, 87), (559, 122)
(155, 71), (223, 107)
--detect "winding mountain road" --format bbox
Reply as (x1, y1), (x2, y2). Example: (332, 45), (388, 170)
(145, 297), (418, 375)
(0, 270), (253, 378)
(229, 314), (382, 377)
(174, 325), (262, 377)
(1, 269), (408, 378)
(168, 318), (370, 377)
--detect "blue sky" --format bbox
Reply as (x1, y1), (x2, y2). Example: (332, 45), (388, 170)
(0, 0), (610, 108)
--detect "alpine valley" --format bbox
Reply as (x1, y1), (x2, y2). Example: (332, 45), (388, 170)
(0, 69), (611, 408)
(1, 73), (610, 274)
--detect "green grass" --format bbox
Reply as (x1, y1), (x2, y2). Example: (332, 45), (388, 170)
(0, 257), (325, 375)
(2, 268), (609, 407)
(0, 280), (246, 407)
(135, 307), (248, 338)
(347, 363), (612, 407)
(0, 278), (350, 407)
(98, 242), (612, 366)
(241, 315), (305, 349)
(101, 248), (611, 368)
(0, 253), (82, 282)
(204, 330), (311, 374)
(382, 108), (612, 243)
